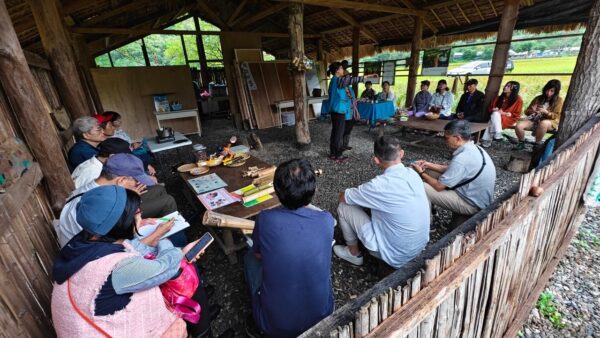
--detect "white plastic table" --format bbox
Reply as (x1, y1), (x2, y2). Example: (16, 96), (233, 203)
(154, 109), (201, 136)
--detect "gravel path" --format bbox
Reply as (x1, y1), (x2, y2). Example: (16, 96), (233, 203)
(521, 208), (600, 338)
(156, 119), (522, 336)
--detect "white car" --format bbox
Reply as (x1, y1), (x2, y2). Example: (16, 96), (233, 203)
(447, 60), (514, 76)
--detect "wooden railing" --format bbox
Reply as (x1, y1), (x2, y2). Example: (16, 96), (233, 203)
(302, 116), (600, 338)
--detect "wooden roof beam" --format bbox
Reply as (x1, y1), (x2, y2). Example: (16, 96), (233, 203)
(396, 0), (438, 33)
(195, 0), (229, 29)
(456, 3), (471, 24)
(322, 13), (403, 35)
(430, 9), (446, 29)
(488, 0), (499, 16)
(80, 0), (156, 27)
(232, 3), (291, 29)
(472, 0), (485, 21)
(271, 0), (427, 16)
(446, 6), (461, 26)
(227, 0), (248, 26)
(331, 8), (379, 43)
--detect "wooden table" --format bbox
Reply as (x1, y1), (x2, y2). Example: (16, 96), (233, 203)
(180, 156), (280, 263)
(396, 116), (489, 143)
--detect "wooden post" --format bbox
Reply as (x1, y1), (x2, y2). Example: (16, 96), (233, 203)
(141, 38), (151, 67)
(0, 0), (74, 212)
(482, 0), (519, 116)
(72, 34), (103, 114)
(352, 27), (360, 97)
(28, 0), (93, 119)
(194, 15), (211, 88)
(405, 16), (423, 108)
(557, 0), (600, 146)
(289, 3), (311, 149)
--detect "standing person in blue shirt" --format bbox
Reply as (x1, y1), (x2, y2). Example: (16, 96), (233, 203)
(244, 158), (335, 338)
(68, 116), (106, 171)
(333, 136), (430, 269)
(328, 62), (376, 163)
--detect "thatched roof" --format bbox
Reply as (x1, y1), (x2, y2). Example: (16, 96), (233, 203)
(6, 0), (593, 60)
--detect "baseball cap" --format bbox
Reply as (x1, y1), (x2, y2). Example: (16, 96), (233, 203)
(98, 138), (131, 156)
(76, 185), (127, 236)
(93, 113), (113, 125)
(104, 153), (155, 186)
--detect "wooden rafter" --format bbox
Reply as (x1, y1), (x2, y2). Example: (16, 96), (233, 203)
(446, 6), (461, 26)
(271, 0), (427, 16)
(395, 0), (438, 33)
(456, 3), (471, 24)
(80, 0), (156, 27)
(195, 0), (228, 29)
(331, 8), (378, 43)
(424, 0), (473, 10)
(233, 3), (291, 29)
(430, 9), (446, 29)
(472, 0), (485, 20)
(322, 13), (403, 35)
(226, 0), (248, 26)
(488, 0), (498, 16)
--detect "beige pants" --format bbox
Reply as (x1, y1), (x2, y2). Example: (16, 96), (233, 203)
(337, 202), (381, 258)
(424, 171), (479, 216)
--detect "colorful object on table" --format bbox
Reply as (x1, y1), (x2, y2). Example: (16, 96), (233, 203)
(197, 188), (238, 211)
(153, 95), (170, 112)
(243, 194), (273, 208)
(357, 101), (396, 126)
(187, 173), (227, 194)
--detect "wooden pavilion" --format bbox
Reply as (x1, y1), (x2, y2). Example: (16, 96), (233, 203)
(0, 0), (599, 336)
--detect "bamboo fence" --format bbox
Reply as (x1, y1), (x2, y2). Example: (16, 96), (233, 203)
(302, 117), (600, 338)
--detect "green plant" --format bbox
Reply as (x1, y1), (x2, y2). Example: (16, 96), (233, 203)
(537, 291), (567, 329)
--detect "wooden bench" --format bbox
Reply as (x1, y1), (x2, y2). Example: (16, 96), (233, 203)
(395, 116), (489, 144)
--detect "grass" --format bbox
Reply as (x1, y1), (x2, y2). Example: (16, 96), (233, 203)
(573, 226), (600, 251)
(537, 291), (567, 329)
(363, 56), (577, 113)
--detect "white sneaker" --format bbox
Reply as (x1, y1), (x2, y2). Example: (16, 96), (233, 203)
(481, 139), (492, 148)
(333, 245), (364, 266)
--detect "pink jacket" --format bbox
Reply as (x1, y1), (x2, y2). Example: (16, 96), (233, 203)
(51, 243), (186, 338)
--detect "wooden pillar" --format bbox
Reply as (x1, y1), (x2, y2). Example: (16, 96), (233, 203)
(289, 3), (311, 149)
(352, 27), (360, 97)
(405, 16), (423, 108)
(317, 39), (324, 63)
(72, 34), (102, 114)
(141, 38), (151, 67)
(194, 15), (211, 88)
(28, 0), (93, 119)
(557, 0), (600, 146)
(0, 0), (74, 212)
(483, 0), (519, 116)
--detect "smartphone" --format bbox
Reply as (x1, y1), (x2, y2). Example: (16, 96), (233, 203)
(185, 232), (214, 263)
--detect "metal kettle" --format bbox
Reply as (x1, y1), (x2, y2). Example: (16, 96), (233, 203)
(156, 127), (174, 138)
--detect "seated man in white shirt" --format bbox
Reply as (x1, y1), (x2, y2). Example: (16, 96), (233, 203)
(333, 136), (430, 269)
(71, 138), (132, 188)
(56, 170), (144, 247)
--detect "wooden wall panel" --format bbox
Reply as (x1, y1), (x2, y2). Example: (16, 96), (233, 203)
(91, 66), (199, 141)
(275, 62), (294, 100)
(247, 63), (276, 129)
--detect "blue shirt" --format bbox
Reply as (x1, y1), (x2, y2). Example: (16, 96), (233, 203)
(328, 75), (352, 118)
(68, 140), (99, 172)
(413, 91), (432, 112)
(252, 207), (335, 337)
(344, 163), (430, 268)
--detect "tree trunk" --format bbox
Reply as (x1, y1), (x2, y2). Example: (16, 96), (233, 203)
(28, 0), (93, 119)
(289, 3), (311, 149)
(405, 16), (423, 108)
(352, 27), (360, 97)
(557, 0), (600, 146)
(483, 0), (519, 117)
(0, 0), (74, 213)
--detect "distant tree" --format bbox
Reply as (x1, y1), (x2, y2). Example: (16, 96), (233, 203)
(482, 46), (494, 59)
(462, 49), (476, 60)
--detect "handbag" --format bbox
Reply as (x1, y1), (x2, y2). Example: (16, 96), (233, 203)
(145, 254), (202, 324)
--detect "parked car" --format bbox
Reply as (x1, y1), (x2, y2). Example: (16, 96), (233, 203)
(447, 60), (514, 76)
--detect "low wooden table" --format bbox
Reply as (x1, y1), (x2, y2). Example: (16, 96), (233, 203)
(180, 156), (281, 264)
(396, 116), (489, 143)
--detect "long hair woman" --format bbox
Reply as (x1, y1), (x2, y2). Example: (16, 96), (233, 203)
(480, 81), (523, 147)
(514, 79), (563, 149)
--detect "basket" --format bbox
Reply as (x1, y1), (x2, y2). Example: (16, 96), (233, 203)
(177, 163), (198, 173)
(425, 112), (440, 120)
(189, 166), (209, 175)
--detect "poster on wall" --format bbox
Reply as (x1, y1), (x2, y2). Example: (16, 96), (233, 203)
(363, 62), (381, 84)
(239, 62), (257, 90)
(421, 48), (451, 76)
(382, 61), (396, 85)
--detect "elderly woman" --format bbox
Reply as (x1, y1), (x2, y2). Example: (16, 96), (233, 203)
(51, 186), (221, 337)
(68, 116), (107, 171)
(429, 79), (454, 118)
(480, 81), (523, 147)
(514, 79), (563, 150)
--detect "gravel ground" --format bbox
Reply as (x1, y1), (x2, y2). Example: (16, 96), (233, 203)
(155, 118), (521, 337)
(521, 208), (600, 338)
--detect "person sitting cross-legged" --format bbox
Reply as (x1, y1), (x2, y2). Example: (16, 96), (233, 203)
(333, 135), (430, 269)
(480, 81), (523, 147)
(412, 120), (496, 220)
(244, 158), (335, 338)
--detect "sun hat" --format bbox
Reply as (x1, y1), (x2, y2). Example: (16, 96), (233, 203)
(76, 185), (127, 236)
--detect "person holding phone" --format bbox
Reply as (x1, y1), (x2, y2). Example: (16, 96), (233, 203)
(244, 159), (335, 337)
(51, 186), (231, 338)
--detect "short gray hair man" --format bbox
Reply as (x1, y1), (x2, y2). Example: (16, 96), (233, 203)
(71, 116), (99, 140)
(443, 119), (472, 141)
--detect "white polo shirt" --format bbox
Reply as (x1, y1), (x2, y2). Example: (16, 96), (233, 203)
(71, 156), (103, 189)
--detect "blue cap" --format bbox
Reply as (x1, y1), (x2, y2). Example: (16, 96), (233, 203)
(104, 153), (155, 186)
(76, 186), (127, 236)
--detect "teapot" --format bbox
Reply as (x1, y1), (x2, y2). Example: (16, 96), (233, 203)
(156, 127), (174, 138)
